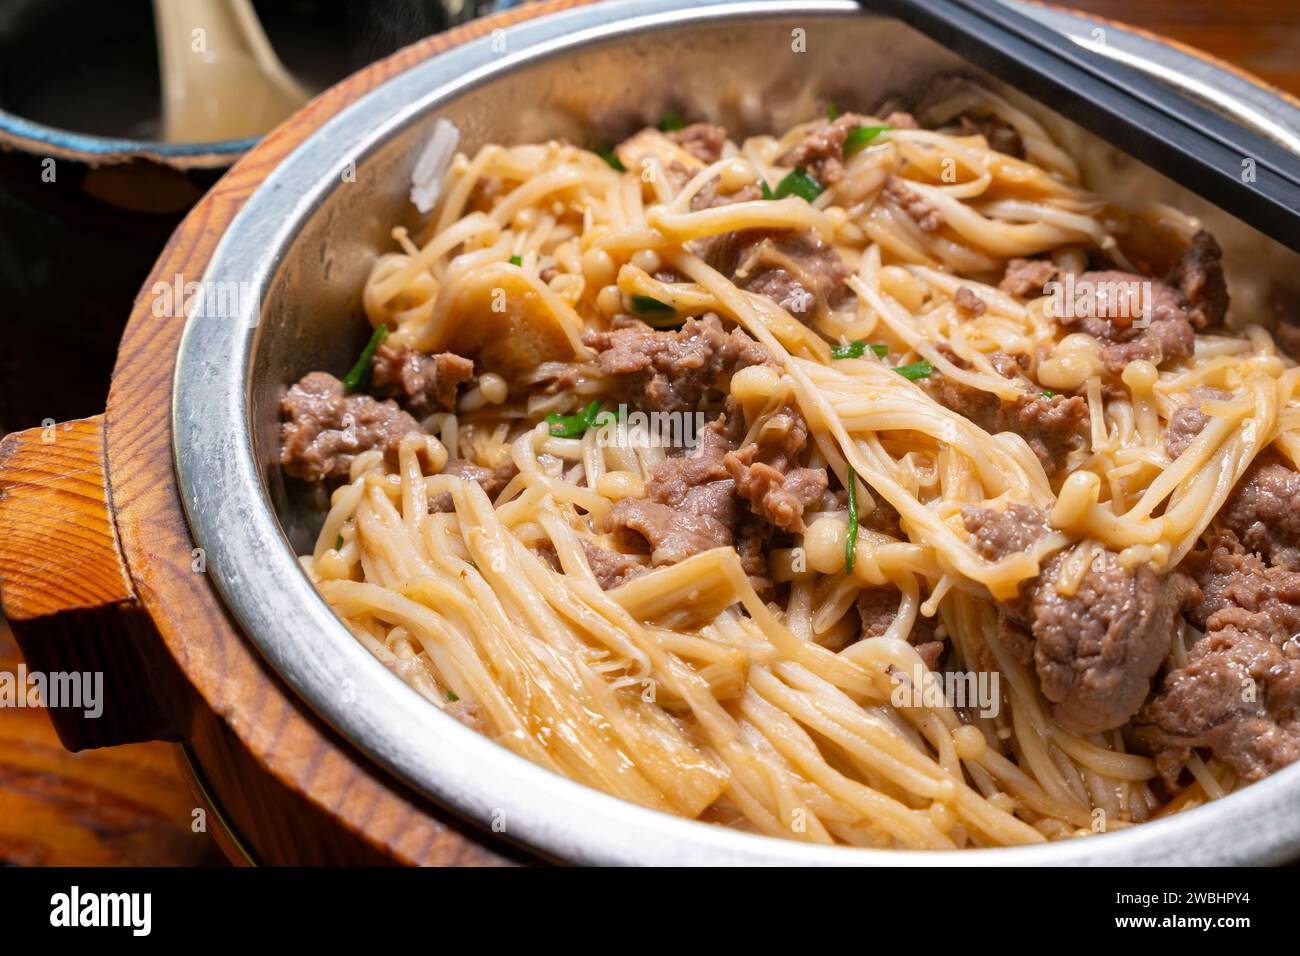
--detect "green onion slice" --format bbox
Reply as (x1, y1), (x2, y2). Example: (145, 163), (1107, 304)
(845, 466), (858, 575)
(342, 323), (388, 392)
(843, 125), (891, 156)
(894, 360), (934, 381)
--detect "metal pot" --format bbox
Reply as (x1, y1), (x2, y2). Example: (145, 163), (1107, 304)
(174, 0), (1300, 865)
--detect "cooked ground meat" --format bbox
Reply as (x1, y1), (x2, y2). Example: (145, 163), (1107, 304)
(605, 414), (743, 565)
(1166, 230), (1228, 329)
(1143, 630), (1300, 783)
(995, 607), (1035, 664)
(581, 540), (647, 590)
(583, 314), (773, 416)
(958, 114), (1024, 158)
(962, 504), (1051, 561)
(924, 350), (1088, 475)
(857, 588), (943, 664)
(371, 344), (474, 416)
(998, 258), (1057, 297)
(881, 110), (919, 130)
(1164, 386), (1231, 459)
(1186, 534), (1300, 640)
(700, 228), (850, 317)
(1055, 270), (1195, 373)
(883, 176), (940, 231)
(1027, 550), (1199, 733)
(724, 401), (827, 533)
(428, 458), (519, 513)
(1140, 535), (1300, 782)
(735, 514), (772, 581)
(666, 122), (728, 164)
(779, 113), (863, 186)
(281, 371), (420, 482)
(954, 286), (986, 316)
(689, 178), (762, 212)
(1216, 454), (1300, 570)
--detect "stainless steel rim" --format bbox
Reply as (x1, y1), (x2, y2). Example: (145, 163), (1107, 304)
(173, 0), (1300, 865)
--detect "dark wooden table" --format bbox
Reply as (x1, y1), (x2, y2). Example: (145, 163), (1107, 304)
(1, 0), (1295, 868)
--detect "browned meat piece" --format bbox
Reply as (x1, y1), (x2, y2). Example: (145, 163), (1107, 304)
(583, 314), (773, 416)
(1217, 454), (1300, 570)
(689, 178), (762, 212)
(859, 494), (903, 538)
(581, 541), (646, 590)
(281, 371), (420, 482)
(1142, 630), (1300, 783)
(605, 415), (742, 566)
(881, 110), (918, 130)
(605, 500), (735, 566)
(1139, 536), (1300, 782)
(1166, 230), (1228, 329)
(1164, 386), (1231, 459)
(371, 344), (473, 416)
(915, 642), (946, 669)
(962, 504), (1051, 561)
(428, 458), (519, 512)
(1054, 270), (1195, 373)
(998, 258), (1057, 297)
(724, 401), (827, 533)
(779, 114), (862, 186)
(883, 176), (939, 231)
(735, 514), (772, 581)
(957, 114), (1024, 158)
(999, 392), (1090, 476)
(857, 588), (942, 662)
(996, 608), (1034, 664)
(924, 350), (1088, 475)
(954, 286), (986, 316)
(1186, 535), (1300, 640)
(1027, 550), (1199, 733)
(666, 122), (728, 164)
(699, 228), (850, 317)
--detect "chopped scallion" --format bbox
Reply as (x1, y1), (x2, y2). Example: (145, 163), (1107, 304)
(773, 166), (823, 203)
(545, 400), (603, 438)
(843, 124), (890, 156)
(845, 466), (858, 575)
(630, 293), (675, 317)
(658, 109), (685, 132)
(342, 324), (388, 392)
(894, 360), (934, 381)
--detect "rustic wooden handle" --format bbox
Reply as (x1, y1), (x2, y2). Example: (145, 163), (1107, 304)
(0, 415), (185, 749)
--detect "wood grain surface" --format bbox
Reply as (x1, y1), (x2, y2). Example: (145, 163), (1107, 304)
(1067, 0), (1300, 98)
(1, 0), (1294, 867)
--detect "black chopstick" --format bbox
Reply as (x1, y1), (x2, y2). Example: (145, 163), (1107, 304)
(870, 0), (1300, 253)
